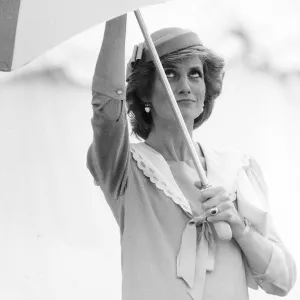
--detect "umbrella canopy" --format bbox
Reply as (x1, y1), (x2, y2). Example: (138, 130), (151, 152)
(0, 0), (171, 71)
(0, 0), (232, 240)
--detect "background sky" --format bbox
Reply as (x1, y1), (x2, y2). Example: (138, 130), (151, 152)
(0, 0), (299, 299)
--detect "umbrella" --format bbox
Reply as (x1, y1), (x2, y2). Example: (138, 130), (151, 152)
(0, 0), (170, 71)
(0, 0), (231, 239)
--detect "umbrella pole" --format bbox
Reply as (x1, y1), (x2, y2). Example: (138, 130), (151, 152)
(134, 10), (232, 240)
(134, 10), (208, 186)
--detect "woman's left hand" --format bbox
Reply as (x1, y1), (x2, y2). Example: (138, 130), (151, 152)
(194, 182), (246, 235)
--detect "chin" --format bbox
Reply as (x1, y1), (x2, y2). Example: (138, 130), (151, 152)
(180, 107), (201, 120)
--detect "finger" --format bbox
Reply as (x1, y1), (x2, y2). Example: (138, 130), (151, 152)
(194, 181), (212, 190)
(206, 208), (231, 223)
(204, 200), (232, 217)
(206, 207), (240, 224)
(198, 186), (227, 202)
(202, 193), (231, 210)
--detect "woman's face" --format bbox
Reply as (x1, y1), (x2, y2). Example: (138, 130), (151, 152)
(147, 56), (206, 125)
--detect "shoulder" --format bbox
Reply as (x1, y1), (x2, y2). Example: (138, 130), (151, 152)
(204, 144), (265, 183)
(200, 142), (246, 165)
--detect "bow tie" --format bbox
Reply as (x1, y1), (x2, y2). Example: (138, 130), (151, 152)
(177, 216), (216, 300)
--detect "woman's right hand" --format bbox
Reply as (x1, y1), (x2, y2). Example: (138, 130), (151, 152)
(106, 14), (127, 26)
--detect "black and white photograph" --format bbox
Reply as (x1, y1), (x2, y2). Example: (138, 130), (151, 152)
(0, 0), (299, 299)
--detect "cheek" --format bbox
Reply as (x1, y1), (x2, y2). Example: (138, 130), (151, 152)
(152, 83), (171, 107)
(195, 82), (206, 100)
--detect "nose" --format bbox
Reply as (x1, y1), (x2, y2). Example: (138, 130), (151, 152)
(177, 75), (191, 95)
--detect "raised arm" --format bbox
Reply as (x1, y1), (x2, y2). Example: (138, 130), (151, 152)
(87, 15), (130, 201)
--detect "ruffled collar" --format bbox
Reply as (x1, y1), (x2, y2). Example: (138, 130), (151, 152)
(130, 142), (269, 298)
(131, 142), (241, 211)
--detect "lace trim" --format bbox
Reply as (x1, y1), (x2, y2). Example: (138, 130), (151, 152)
(130, 146), (193, 216)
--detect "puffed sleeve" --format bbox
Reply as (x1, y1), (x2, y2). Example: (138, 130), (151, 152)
(235, 155), (297, 296)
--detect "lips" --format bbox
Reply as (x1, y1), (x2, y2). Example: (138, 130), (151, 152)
(177, 99), (196, 103)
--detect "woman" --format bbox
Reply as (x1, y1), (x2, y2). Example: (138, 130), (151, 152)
(87, 14), (296, 300)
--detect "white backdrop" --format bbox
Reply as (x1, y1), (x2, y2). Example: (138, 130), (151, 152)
(0, 0), (299, 299)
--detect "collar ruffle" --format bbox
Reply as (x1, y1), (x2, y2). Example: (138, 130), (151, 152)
(130, 142), (270, 299)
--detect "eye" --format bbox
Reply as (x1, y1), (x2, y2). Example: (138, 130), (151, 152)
(164, 69), (176, 78)
(189, 70), (203, 78)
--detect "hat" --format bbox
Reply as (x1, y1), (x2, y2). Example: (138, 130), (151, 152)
(126, 27), (203, 80)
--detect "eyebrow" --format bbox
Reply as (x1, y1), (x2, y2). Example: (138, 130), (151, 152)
(190, 66), (203, 72)
(162, 63), (178, 69)
(163, 63), (203, 70)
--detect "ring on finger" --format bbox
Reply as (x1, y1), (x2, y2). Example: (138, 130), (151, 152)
(209, 206), (219, 216)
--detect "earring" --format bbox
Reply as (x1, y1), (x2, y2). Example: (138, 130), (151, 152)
(145, 103), (151, 113)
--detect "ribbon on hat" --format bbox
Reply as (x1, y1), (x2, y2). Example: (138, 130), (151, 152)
(126, 42), (145, 81)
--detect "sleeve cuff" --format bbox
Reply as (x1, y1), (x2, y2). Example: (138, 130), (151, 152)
(250, 243), (290, 291)
(92, 75), (125, 101)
